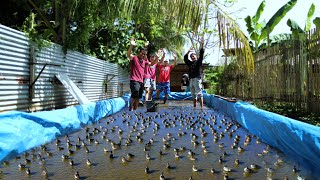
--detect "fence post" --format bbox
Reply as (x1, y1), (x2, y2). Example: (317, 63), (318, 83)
(29, 46), (36, 111)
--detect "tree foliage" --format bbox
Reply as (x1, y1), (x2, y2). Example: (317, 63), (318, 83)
(245, 0), (298, 50)
(1, 0), (254, 72)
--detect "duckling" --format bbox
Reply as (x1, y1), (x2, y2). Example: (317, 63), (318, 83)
(56, 139), (61, 145)
(179, 146), (186, 151)
(25, 158), (31, 164)
(94, 139), (100, 145)
(166, 162), (172, 169)
(39, 157), (46, 166)
(68, 149), (75, 155)
(188, 150), (195, 156)
(257, 152), (263, 156)
(81, 141), (87, 147)
(109, 152), (114, 159)
(267, 167), (273, 174)
(74, 171), (80, 179)
(77, 136), (82, 142)
(111, 141), (121, 150)
(297, 175), (305, 180)
(218, 156), (223, 164)
(189, 155), (196, 161)
(223, 165), (232, 172)
(293, 165), (297, 173)
(223, 174), (229, 180)
(67, 142), (73, 147)
(210, 167), (215, 174)
(256, 138), (261, 144)
(144, 147), (148, 152)
(159, 150), (163, 156)
(234, 158), (240, 165)
(86, 159), (92, 166)
(146, 153), (151, 160)
(250, 164), (258, 169)
(222, 151), (227, 157)
(262, 148), (269, 154)
(26, 168), (31, 175)
(127, 153), (135, 159)
(46, 151), (53, 156)
(145, 166), (149, 174)
(69, 159), (74, 166)
(18, 162), (26, 169)
(42, 168), (48, 177)
(163, 143), (170, 149)
(174, 152), (180, 159)
(243, 166), (253, 174)
(237, 146), (245, 153)
(192, 165), (199, 172)
(189, 176), (193, 180)
(103, 147), (110, 153)
(85, 147), (90, 153)
(160, 172), (165, 180)
(121, 156), (129, 163)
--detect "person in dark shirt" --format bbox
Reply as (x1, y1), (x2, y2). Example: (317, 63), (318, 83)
(183, 43), (204, 108)
(181, 73), (190, 92)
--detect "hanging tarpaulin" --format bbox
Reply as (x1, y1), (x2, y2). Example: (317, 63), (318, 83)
(55, 73), (90, 104)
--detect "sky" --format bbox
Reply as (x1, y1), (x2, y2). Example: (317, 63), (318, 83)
(203, 0), (320, 65)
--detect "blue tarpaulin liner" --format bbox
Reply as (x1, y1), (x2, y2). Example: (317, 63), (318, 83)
(154, 91), (193, 100)
(143, 91), (207, 101)
(203, 94), (320, 175)
(0, 96), (128, 162)
(1, 91), (320, 176)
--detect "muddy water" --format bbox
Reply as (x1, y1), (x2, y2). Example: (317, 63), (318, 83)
(0, 101), (317, 179)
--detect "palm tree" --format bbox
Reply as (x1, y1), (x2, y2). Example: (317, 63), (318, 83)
(25, 0), (254, 73)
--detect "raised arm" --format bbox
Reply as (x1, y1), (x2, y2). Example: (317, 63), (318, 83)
(199, 48), (205, 63)
(172, 53), (177, 68)
(148, 55), (159, 66)
(127, 38), (135, 60)
(158, 48), (165, 65)
(199, 37), (205, 62)
(184, 47), (193, 65)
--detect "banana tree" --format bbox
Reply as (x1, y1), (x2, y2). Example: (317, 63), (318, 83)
(245, 0), (298, 51)
(313, 17), (320, 29)
(287, 3), (315, 37)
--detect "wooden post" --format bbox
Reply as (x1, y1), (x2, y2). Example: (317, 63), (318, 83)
(29, 46), (36, 111)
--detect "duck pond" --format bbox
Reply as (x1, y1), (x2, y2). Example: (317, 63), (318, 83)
(0, 101), (317, 179)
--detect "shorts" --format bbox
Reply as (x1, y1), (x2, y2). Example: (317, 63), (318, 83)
(181, 86), (190, 92)
(156, 82), (170, 95)
(190, 77), (203, 99)
(144, 78), (156, 90)
(130, 80), (143, 99)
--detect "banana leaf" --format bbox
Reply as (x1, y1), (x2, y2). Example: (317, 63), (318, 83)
(314, 17), (320, 29)
(244, 0), (265, 38)
(260, 0), (298, 42)
(258, 33), (291, 49)
(252, 0), (266, 24)
(287, 19), (303, 37)
(305, 3), (315, 31)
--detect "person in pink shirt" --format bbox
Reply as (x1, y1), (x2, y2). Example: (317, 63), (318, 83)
(144, 50), (165, 102)
(155, 52), (177, 104)
(127, 38), (158, 111)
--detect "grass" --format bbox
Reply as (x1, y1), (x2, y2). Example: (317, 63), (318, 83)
(253, 101), (320, 126)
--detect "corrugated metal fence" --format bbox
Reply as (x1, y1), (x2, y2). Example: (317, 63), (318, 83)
(0, 25), (130, 113)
